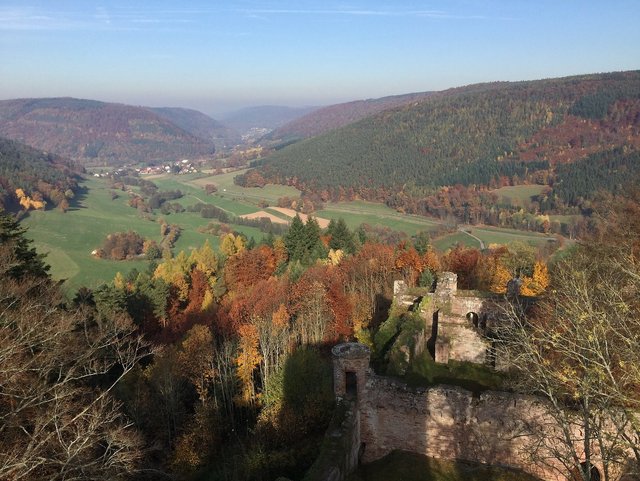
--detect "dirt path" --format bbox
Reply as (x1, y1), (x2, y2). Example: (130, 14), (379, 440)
(458, 228), (486, 249)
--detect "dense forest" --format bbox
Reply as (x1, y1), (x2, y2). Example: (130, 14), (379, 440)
(0, 136), (81, 212)
(239, 71), (640, 232)
(2, 184), (639, 480)
(0, 98), (216, 165)
(265, 91), (434, 142)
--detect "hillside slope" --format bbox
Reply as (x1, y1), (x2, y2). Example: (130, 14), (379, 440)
(149, 107), (241, 150)
(0, 136), (81, 211)
(254, 71), (640, 198)
(266, 91), (434, 141)
(0, 98), (215, 166)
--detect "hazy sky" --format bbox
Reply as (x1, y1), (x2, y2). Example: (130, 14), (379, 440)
(1, 0), (639, 116)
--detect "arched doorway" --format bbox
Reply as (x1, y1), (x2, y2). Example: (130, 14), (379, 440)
(571, 462), (601, 481)
(466, 312), (479, 328)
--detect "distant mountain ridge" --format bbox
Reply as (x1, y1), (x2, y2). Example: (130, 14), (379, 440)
(220, 105), (319, 134)
(148, 107), (241, 150)
(252, 71), (640, 199)
(266, 91), (435, 141)
(0, 98), (215, 166)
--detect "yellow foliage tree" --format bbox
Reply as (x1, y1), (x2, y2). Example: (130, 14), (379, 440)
(154, 250), (192, 300)
(189, 240), (218, 287)
(490, 261), (511, 294)
(201, 289), (215, 312)
(520, 261), (550, 296)
(328, 248), (344, 266)
(220, 233), (246, 257)
(273, 237), (288, 265)
(113, 271), (126, 290)
(236, 323), (262, 406)
(15, 188), (45, 210)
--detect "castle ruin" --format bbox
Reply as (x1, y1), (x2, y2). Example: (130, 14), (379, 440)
(392, 272), (505, 368)
(299, 274), (638, 481)
(315, 341), (636, 481)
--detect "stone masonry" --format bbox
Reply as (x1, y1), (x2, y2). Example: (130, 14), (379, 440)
(330, 342), (635, 481)
(394, 273), (502, 366)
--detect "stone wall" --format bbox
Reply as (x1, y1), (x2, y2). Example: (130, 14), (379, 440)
(393, 277), (504, 366)
(359, 375), (554, 479)
(358, 374), (635, 481)
(319, 342), (638, 481)
(302, 399), (361, 481)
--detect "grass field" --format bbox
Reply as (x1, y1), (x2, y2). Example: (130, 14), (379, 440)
(433, 232), (481, 250)
(468, 225), (553, 247)
(319, 201), (442, 236)
(349, 451), (541, 481)
(21, 176), (267, 294)
(21, 177), (161, 293)
(492, 184), (545, 203)
(189, 169), (301, 204)
(20, 174), (561, 294)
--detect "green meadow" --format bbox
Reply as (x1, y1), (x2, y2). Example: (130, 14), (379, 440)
(21, 176), (265, 294)
(492, 184), (546, 204)
(318, 201), (442, 236)
(190, 169), (301, 205)
(20, 174), (557, 294)
(21, 177), (161, 293)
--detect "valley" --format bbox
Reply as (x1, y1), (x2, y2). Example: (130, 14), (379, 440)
(21, 169), (557, 293)
(2, 68), (639, 481)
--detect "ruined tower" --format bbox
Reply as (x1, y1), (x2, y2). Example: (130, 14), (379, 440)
(331, 343), (370, 404)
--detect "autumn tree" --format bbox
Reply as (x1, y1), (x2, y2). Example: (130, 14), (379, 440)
(0, 227), (148, 481)
(497, 243), (640, 480)
(220, 232), (246, 257)
(442, 244), (481, 289)
(236, 323), (262, 406)
(395, 245), (424, 286)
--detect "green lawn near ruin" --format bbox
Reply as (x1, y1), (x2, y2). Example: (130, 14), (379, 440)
(349, 450), (541, 481)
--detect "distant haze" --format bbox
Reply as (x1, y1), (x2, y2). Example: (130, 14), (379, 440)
(1, 0), (639, 115)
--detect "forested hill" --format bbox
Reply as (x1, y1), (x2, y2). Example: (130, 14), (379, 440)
(148, 107), (241, 150)
(252, 71), (640, 199)
(265, 91), (434, 141)
(0, 136), (81, 212)
(0, 98), (215, 166)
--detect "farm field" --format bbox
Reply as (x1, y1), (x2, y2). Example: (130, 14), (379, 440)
(318, 201), (442, 236)
(433, 232), (482, 251)
(21, 173), (559, 294)
(467, 225), (553, 247)
(492, 184), (546, 203)
(21, 177), (161, 293)
(21, 176), (265, 293)
(189, 169), (301, 204)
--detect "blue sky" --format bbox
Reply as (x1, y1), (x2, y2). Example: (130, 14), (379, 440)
(1, 1), (639, 116)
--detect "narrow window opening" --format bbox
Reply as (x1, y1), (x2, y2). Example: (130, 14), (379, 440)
(345, 371), (358, 399)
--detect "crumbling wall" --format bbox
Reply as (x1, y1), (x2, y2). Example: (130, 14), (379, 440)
(360, 376), (562, 480)
(393, 276), (503, 366)
(302, 400), (361, 481)
(324, 342), (636, 481)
